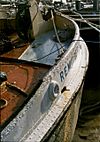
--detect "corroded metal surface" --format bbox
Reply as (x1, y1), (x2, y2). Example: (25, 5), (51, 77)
(0, 58), (50, 127)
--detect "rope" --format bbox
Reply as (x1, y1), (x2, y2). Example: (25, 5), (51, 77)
(71, 11), (100, 33)
(51, 9), (65, 55)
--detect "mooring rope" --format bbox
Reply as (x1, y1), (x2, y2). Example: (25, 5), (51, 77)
(71, 10), (100, 33)
(51, 9), (65, 55)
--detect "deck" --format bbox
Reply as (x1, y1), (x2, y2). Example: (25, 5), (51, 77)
(0, 57), (51, 127)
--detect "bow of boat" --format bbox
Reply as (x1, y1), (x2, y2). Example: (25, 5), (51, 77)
(0, 1), (89, 142)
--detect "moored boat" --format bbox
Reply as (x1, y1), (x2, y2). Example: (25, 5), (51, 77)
(0, 0), (89, 142)
(0, 1), (16, 32)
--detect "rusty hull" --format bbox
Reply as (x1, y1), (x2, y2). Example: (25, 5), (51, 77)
(0, 58), (51, 127)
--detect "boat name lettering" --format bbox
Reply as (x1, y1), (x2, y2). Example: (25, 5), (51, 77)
(60, 64), (68, 82)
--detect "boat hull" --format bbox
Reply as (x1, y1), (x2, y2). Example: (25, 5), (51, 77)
(0, 2), (89, 141)
(1, 36), (89, 142)
(43, 83), (83, 142)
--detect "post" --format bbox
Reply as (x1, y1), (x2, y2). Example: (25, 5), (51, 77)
(93, 0), (99, 11)
(76, 0), (81, 11)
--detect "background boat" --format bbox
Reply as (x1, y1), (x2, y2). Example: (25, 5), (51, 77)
(0, 0), (31, 57)
(51, 0), (100, 30)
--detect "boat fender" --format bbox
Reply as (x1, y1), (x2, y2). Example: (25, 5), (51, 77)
(48, 80), (60, 100)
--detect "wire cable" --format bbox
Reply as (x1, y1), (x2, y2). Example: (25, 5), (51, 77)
(31, 43), (67, 61)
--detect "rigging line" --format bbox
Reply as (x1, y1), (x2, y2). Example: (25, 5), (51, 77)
(88, 21), (100, 28)
(85, 41), (100, 43)
(51, 9), (64, 55)
(75, 18), (100, 29)
(51, 10), (62, 46)
(85, 21), (100, 32)
(72, 10), (100, 32)
(46, 42), (60, 61)
(32, 43), (67, 61)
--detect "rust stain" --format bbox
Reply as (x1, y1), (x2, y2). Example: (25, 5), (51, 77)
(0, 60), (50, 126)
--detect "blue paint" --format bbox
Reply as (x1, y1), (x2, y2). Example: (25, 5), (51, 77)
(64, 65), (68, 76)
(60, 71), (64, 82)
(60, 64), (68, 82)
